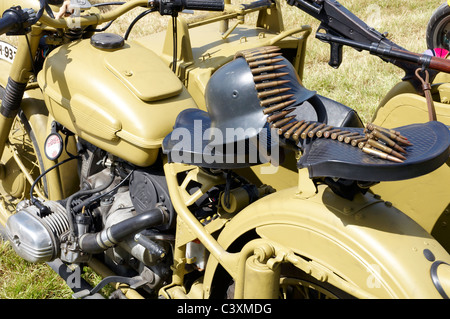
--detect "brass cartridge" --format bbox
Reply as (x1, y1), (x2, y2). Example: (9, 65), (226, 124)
(255, 79), (290, 90)
(245, 52), (282, 63)
(284, 120), (304, 139)
(345, 134), (363, 144)
(323, 128), (341, 138)
(278, 120), (297, 135)
(362, 147), (404, 163)
(251, 64), (287, 75)
(351, 136), (368, 147)
(267, 108), (295, 122)
(338, 132), (359, 142)
(253, 72), (289, 82)
(249, 58), (284, 68)
(301, 122), (317, 139)
(292, 121), (310, 141)
(271, 115), (296, 128)
(371, 130), (407, 154)
(331, 130), (350, 140)
(308, 123), (326, 138)
(257, 87), (291, 99)
(366, 138), (407, 160)
(366, 123), (407, 140)
(260, 94), (295, 107)
(263, 99), (296, 114)
(315, 125), (333, 138)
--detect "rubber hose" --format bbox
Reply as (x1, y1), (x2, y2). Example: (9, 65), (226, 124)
(0, 77), (27, 118)
(79, 206), (168, 254)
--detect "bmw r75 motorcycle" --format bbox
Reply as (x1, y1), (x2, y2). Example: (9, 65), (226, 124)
(0, 0), (449, 299)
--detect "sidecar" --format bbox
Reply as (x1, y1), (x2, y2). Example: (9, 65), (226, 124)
(369, 2), (450, 252)
(152, 1), (450, 299)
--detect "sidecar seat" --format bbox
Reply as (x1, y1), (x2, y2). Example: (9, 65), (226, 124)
(297, 121), (450, 182)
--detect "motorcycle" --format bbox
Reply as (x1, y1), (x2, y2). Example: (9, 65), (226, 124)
(0, 0), (449, 299)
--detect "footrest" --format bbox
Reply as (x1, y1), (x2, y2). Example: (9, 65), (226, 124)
(298, 121), (450, 182)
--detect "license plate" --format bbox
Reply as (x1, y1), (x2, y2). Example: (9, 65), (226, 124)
(0, 41), (17, 63)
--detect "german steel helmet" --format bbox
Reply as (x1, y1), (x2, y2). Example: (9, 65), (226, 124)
(204, 46), (316, 145)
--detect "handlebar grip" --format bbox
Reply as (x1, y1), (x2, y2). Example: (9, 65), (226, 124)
(0, 8), (22, 35)
(183, 0), (224, 11)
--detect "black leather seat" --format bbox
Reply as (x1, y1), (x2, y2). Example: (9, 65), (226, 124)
(298, 121), (450, 181)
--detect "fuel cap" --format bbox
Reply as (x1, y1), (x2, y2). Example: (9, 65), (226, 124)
(90, 33), (124, 50)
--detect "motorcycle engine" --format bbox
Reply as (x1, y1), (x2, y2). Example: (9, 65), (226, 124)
(4, 140), (176, 292)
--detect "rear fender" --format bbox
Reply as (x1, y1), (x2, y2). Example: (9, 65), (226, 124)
(204, 185), (450, 298)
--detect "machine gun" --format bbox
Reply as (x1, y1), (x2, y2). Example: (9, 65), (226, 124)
(286, 0), (444, 85)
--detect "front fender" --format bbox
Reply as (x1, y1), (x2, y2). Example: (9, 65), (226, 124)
(21, 87), (79, 200)
(204, 184), (450, 298)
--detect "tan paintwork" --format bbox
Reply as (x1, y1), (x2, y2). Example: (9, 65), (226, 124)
(38, 38), (198, 167)
(371, 80), (450, 252)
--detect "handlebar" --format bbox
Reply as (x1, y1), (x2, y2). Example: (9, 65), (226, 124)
(20, 0), (224, 29)
(0, 9), (21, 35)
(0, 0), (224, 32)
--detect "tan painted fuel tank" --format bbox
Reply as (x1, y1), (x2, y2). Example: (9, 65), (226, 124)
(37, 37), (198, 167)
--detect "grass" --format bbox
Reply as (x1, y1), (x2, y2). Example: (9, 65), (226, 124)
(0, 0), (445, 299)
(0, 239), (73, 299)
(0, 237), (114, 299)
